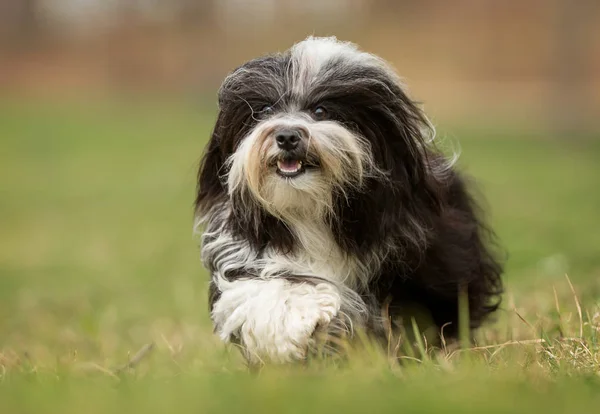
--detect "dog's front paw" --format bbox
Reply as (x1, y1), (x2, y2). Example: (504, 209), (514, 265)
(212, 279), (341, 364)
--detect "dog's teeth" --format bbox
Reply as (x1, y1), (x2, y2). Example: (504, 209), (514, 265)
(277, 160), (302, 173)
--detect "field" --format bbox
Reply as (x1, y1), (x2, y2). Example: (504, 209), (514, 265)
(0, 99), (599, 413)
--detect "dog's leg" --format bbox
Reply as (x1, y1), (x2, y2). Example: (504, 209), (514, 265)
(210, 278), (342, 364)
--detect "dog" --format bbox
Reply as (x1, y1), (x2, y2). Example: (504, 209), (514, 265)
(194, 36), (503, 364)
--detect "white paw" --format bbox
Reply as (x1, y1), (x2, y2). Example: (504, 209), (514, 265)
(211, 279), (340, 363)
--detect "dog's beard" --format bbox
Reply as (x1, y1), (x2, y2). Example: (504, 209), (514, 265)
(226, 114), (377, 222)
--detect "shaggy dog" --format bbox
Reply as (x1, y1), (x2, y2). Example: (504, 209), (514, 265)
(195, 36), (503, 364)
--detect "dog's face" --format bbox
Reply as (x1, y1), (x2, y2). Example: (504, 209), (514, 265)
(198, 37), (446, 253)
(222, 37), (392, 221)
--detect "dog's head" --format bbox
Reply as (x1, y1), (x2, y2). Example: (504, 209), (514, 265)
(197, 37), (452, 254)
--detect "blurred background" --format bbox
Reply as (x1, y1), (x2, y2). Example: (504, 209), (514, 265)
(1, 0), (599, 129)
(0, 0), (599, 375)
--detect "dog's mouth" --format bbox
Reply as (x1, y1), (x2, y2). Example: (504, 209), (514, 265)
(276, 159), (304, 178)
(273, 158), (319, 178)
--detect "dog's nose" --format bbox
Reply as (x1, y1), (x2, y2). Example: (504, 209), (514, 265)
(275, 129), (301, 151)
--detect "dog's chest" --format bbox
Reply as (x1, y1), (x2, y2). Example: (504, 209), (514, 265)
(260, 226), (365, 288)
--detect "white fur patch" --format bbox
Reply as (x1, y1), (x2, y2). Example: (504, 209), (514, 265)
(291, 36), (363, 96)
(212, 278), (341, 364)
(260, 221), (370, 289)
(289, 36), (396, 96)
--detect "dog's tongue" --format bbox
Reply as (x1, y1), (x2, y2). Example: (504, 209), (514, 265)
(278, 159), (301, 172)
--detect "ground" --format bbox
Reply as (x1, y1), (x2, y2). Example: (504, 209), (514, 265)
(0, 99), (599, 413)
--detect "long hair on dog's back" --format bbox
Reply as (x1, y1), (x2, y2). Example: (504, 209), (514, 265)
(195, 36), (503, 364)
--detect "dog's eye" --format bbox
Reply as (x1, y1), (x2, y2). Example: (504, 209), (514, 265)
(312, 106), (328, 121)
(260, 105), (274, 115)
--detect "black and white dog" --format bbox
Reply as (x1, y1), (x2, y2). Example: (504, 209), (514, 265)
(195, 37), (503, 364)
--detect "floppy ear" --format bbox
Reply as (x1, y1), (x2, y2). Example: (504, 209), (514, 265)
(195, 111), (228, 218)
(331, 85), (446, 263)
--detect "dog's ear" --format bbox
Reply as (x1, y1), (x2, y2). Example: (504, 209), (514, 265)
(195, 110), (228, 217)
(332, 85), (447, 262)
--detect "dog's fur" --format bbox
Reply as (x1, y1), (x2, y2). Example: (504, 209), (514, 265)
(194, 37), (503, 364)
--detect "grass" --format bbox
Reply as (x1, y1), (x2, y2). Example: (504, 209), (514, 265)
(0, 98), (599, 413)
